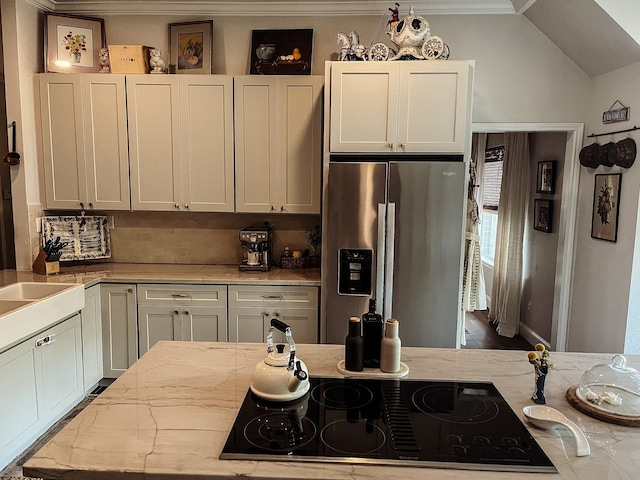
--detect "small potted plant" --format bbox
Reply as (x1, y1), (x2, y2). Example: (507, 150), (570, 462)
(306, 225), (321, 268)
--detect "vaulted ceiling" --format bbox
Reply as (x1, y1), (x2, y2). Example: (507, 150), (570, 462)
(45, 0), (640, 77)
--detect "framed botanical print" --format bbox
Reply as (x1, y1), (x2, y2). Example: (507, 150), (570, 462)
(591, 173), (622, 242)
(169, 21), (213, 74)
(533, 199), (553, 233)
(45, 13), (106, 73)
(536, 161), (556, 194)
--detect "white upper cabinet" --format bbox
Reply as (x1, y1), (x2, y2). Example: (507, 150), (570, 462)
(39, 74), (130, 210)
(127, 75), (234, 212)
(329, 61), (473, 154)
(234, 76), (322, 214)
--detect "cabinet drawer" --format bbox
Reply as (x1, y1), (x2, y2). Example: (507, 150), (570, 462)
(228, 285), (318, 308)
(137, 284), (227, 306)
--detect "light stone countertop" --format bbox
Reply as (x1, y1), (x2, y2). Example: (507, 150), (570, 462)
(0, 263), (321, 288)
(23, 342), (640, 480)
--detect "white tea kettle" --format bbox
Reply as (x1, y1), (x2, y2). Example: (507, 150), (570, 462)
(250, 319), (309, 402)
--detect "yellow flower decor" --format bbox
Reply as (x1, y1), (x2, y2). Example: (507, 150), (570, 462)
(528, 343), (553, 404)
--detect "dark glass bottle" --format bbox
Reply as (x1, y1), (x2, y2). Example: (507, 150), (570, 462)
(345, 316), (364, 371)
(362, 299), (383, 368)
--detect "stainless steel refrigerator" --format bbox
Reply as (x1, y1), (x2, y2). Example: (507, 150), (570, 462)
(323, 156), (467, 348)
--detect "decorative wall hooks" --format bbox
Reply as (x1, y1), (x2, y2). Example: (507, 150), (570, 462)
(587, 125), (640, 138)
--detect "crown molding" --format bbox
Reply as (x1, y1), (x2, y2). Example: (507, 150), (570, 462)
(41, 1), (516, 17)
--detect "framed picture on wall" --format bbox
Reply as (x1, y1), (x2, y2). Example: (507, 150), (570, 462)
(168, 20), (213, 74)
(533, 199), (553, 233)
(591, 173), (622, 242)
(250, 29), (313, 75)
(536, 161), (556, 194)
(45, 13), (106, 73)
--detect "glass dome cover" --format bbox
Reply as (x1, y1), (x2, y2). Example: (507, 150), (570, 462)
(576, 355), (640, 417)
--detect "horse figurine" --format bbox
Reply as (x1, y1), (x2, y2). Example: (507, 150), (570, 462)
(336, 31), (367, 61)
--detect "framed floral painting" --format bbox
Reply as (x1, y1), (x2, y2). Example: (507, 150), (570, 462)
(533, 199), (553, 233)
(169, 21), (213, 74)
(45, 13), (105, 73)
(591, 173), (622, 242)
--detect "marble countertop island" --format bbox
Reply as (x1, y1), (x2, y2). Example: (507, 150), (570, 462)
(24, 343), (640, 480)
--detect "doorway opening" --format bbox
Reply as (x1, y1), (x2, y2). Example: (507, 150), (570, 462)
(469, 123), (583, 352)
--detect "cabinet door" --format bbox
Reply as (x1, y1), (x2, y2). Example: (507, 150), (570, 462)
(329, 62), (399, 153)
(182, 306), (228, 343)
(39, 74), (86, 209)
(101, 284), (137, 378)
(81, 285), (103, 391)
(396, 62), (472, 153)
(127, 75), (182, 211)
(38, 314), (84, 421)
(228, 307), (268, 343)
(234, 76), (278, 212)
(82, 74), (131, 210)
(0, 338), (40, 468)
(272, 308), (318, 344)
(180, 76), (235, 212)
(277, 77), (323, 213)
(137, 305), (181, 356)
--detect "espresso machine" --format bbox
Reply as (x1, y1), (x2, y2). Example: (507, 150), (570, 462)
(239, 227), (272, 271)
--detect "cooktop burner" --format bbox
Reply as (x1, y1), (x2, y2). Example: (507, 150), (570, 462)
(220, 377), (556, 473)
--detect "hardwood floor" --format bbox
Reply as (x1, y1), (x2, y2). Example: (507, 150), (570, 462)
(463, 310), (535, 350)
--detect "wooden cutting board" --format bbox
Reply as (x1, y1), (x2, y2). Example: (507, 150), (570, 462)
(566, 385), (640, 426)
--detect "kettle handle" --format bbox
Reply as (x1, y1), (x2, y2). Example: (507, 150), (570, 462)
(266, 319), (296, 371)
(270, 318), (290, 333)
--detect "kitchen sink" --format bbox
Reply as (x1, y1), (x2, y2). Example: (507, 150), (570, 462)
(0, 299), (31, 314)
(0, 282), (85, 354)
(0, 282), (76, 300)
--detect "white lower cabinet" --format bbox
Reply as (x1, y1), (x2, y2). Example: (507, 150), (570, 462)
(228, 285), (318, 344)
(0, 314), (84, 470)
(81, 285), (102, 391)
(101, 284), (138, 378)
(137, 284), (227, 356)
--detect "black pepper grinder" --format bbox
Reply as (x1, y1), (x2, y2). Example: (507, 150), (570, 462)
(362, 299), (383, 368)
(345, 316), (364, 371)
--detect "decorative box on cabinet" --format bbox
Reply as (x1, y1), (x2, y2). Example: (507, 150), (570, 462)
(38, 74), (130, 210)
(234, 76), (323, 213)
(101, 284), (137, 378)
(137, 284), (228, 355)
(328, 61), (473, 154)
(81, 285), (103, 392)
(228, 285), (318, 344)
(0, 314), (84, 470)
(127, 75), (235, 212)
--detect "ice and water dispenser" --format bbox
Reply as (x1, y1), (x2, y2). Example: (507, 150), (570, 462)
(338, 249), (373, 295)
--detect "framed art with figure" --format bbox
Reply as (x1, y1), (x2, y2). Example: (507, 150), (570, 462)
(169, 21), (213, 74)
(534, 199), (553, 233)
(591, 173), (622, 242)
(536, 161), (556, 194)
(45, 13), (105, 73)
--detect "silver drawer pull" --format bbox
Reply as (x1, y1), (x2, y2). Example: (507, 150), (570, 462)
(171, 293), (191, 298)
(262, 295), (283, 300)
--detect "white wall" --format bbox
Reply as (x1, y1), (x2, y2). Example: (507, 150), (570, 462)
(569, 60), (640, 353)
(522, 131), (566, 342)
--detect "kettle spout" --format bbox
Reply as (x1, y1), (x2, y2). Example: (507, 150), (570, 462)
(288, 360), (308, 392)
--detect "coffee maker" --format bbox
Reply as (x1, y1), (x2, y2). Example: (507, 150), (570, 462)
(239, 227), (272, 271)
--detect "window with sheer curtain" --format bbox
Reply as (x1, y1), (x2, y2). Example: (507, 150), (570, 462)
(480, 145), (504, 266)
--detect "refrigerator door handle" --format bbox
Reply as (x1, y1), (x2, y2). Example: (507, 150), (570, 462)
(384, 202), (396, 320)
(376, 203), (386, 315)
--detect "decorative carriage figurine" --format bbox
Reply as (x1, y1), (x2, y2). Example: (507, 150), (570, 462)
(337, 4), (450, 62)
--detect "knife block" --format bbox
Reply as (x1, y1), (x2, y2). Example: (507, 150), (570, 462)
(32, 249), (60, 275)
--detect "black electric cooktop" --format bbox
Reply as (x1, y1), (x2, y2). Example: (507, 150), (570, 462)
(220, 377), (556, 473)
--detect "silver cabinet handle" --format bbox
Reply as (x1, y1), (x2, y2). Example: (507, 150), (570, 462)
(172, 293), (191, 298)
(173, 310), (179, 315)
(183, 310), (189, 315)
(262, 295), (283, 300)
(184, 204), (189, 209)
(35, 334), (56, 348)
